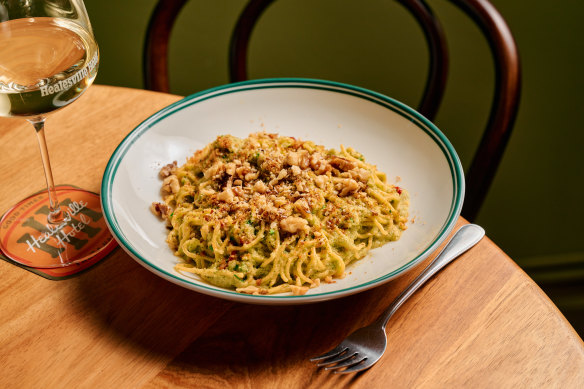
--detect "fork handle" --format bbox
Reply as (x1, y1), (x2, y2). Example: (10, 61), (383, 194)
(374, 224), (485, 329)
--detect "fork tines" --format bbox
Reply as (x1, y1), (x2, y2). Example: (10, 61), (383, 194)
(310, 347), (368, 374)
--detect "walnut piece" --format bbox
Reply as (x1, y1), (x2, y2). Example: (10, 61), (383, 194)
(150, 202), (170, 219)
(338, 178), (359, 197)
(330, 157), (356, 172)
(216, 187), (234, 203)
(162, 175), (179, 194)
(280, 217), (309, 234)
(159, 161), (177, 178)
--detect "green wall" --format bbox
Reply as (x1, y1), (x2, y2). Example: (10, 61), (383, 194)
(85, 0), (584, 331)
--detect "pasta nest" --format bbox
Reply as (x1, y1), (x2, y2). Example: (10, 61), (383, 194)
(152, 132), (409, 295)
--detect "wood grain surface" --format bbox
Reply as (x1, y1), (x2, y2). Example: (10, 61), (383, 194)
(1, 85), (583, 388)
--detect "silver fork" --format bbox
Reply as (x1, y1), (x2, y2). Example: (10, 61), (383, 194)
(310, 224), (485, 374)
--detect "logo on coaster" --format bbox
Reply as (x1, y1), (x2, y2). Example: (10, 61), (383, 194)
(0, 187), (116, 268)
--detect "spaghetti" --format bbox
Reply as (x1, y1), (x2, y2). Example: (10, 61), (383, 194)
(151, 132), (409, 295)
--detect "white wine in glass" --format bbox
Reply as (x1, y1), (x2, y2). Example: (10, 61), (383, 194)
(0, 0), (115, 268)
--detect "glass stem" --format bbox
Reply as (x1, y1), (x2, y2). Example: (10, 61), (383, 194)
(30, 118), (63, 224)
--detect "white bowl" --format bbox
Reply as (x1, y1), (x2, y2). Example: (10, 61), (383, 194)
(101, 78), (464, 304)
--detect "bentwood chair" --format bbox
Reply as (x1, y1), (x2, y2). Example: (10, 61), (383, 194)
(142, 0), (521, 222)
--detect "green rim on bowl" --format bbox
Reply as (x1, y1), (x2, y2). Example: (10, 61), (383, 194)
(101, 78), (464, 303)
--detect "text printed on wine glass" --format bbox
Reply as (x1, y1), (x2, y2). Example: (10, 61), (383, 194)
(40, 52), (98, 97)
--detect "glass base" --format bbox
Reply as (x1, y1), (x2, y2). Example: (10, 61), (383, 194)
(0, 187), (115, 268)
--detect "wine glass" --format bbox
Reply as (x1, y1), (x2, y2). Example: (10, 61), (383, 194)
(0, 0), (115, 268)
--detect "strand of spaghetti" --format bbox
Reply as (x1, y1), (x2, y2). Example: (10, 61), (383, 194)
(264, 254), (282, 287)
(200, 221), (211, 240)
(283, 238), (310, 283)
(295, 250), (314, 285)
(371, 170), (391, 189)
(281, 245), (296, 283)
(175, 263), (195, 274)
(373, 217), (389, 236)
(261, 237), (291, 268)
(198, 180), (213, 190)
(356, 228), (374, 239)
(368, 189), (393, 208)
(294, 275), (302, 287)
(259, 242), (280, 268)
(375, 214), (392, 223)
(366, 236), (373, 251)
(221, 231), (230, 252)
(227, 222), (265, 251)
(265, 283), (293, 295)
(263, 241), (296, 287)
(339, 145), (369, 169)
(306, 246), (324, 278)
(211, 225), (224, 256)
(178, 215), (195, 238)
(323, 239), (346, 276)
(180, 239), (210, 263)
(312, 269), (335, 280)
(273, 225), (281, 248)
(178, 230), (191, 255)
(287, 241), (305, 283)
(175, 261), (212, 274)
(333, 226), (362, 252)
(184, 171), (198, 182)
(217, 225), (230, 254)
(376, 188), (400, 199)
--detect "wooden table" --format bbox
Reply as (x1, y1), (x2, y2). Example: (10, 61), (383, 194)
(1, 85), (583, 388)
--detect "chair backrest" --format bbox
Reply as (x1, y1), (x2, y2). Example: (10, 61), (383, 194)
(143, 0), (521, 222)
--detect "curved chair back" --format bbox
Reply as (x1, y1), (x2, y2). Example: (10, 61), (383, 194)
(143, 0), (521, 221)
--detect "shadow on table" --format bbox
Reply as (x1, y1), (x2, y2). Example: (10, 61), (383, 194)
(71, 248), (410, 387)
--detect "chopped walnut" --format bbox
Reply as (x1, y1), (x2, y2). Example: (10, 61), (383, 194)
(338, 178), (359, 197)
(309, 152), (323, 170)
(330, 157), (356, 172)
(298, 150), (310, 169)
(314, 175), (327, 189)
(310, 152), (331, 174)
(290, 285), (309, 295)
(269, 169), (287, 186)
(162, 175), (179, 194)
(232, 186), (244, 197)
(244, 172), (259, 181)
(204, 162), (223, 179)
(291, 165), (301, 176)
(285, 151), (300, 166)
(280, 217), (309, 234)
(294, 198), (310, 216)
(159, 161), (177, 178)
(235, 162), (253, 179)
(236, 285), (262, 295)
(150, 202), (170, 219)
(273, 197), (288, 207)
(216, 187), (234, 203)
(260, 157), (283, 175)
(225, 162), (236, 176)
(253, 180), (268, 193)
(351, 168), (371, 183)
(296, 180), (307, 192)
